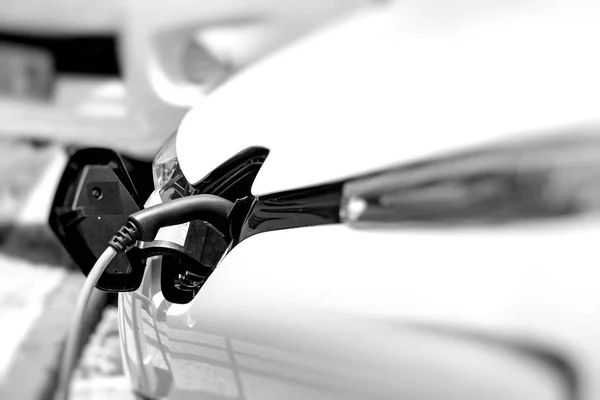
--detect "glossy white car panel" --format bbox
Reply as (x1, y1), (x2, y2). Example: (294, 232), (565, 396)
(121, 218), (600, 399)
(177, 0), (600, 194)
(122, 0), (600, 399)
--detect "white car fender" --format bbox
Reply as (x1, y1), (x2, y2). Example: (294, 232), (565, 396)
(121, 219), (599, 399)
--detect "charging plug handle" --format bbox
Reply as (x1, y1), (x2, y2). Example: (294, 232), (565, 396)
(127, 194), (234, 242)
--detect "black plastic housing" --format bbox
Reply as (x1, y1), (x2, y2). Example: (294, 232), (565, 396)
(49, 148), (151, 291)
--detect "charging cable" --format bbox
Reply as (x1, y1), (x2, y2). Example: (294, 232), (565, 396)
(54, 194), (234, 400)
(55, 247), (117, 400)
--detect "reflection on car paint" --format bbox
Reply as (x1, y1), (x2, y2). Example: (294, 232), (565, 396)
(119, 260), (567, 400)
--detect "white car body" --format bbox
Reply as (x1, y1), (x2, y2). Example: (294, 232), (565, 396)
(120, 1), (600, 399)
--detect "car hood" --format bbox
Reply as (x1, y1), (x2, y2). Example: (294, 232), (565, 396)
(177, 0), (600, 195)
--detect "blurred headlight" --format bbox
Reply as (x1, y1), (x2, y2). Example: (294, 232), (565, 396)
(152, 131), (194, 201)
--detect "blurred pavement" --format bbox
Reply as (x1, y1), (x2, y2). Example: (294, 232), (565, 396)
(0, 139), (131, 400)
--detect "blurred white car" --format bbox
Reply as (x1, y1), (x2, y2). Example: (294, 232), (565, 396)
(0, 0), (367, 157)
(49, 0), (600, 399)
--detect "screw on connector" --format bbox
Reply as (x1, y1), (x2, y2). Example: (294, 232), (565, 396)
(108, 221), (139, 252)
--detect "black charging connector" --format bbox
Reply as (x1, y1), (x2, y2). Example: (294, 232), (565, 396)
(128, 194), (234, 242)
(108, 194), (234, 253)
(101, 194), (234, 302)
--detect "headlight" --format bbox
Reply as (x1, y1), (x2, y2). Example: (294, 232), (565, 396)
(152, 131), (195, 201)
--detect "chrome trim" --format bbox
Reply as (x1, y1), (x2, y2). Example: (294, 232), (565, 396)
(341, 123), (600, 227)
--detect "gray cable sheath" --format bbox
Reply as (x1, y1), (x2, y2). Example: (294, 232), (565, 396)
(55, 246), (117, 400)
